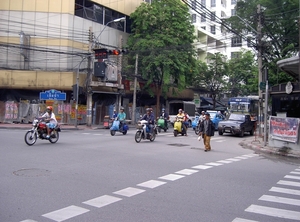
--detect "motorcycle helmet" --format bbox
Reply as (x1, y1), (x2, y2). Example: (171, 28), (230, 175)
(178, 109), (183, 113)
(46, 106), (53, 112)
(146, 108), (151, 112)
(120, 107), (124, 111)
(162, 108), (165, 112)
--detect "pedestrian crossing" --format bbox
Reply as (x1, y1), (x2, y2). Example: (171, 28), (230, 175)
(233, 166), (300, 221)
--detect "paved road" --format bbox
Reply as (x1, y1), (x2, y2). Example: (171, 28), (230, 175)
(0, 128), (300, 222)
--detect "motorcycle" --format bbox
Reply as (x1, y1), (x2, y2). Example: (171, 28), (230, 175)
(24, 118), (61, 146)
(173, 117), (186, 137)
(135, 120), (157, 143)
(110, 119), (128, 136)
(156, 116), (169, 133)
(192, 116), (203, 135)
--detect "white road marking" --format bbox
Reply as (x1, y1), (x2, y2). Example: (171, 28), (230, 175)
(215, 140), (226, 143)
(159, 174), (185, 181)
(191, 165), (213, 170)
(290, 171), (300, 175)
(284, 175), (300, 180)
(20, 220), (38, 222)
(270, 187), (300, 196)
(234, 156), (249, 159)
(137, 180), (167, 188)
(217, 160), (232, 164)
(242, 154), (257, 158)
(82, 133), (91, 135)
(113, 187), (145, 197)
(259, 194), (300, 206)
(277, 180), (300, 187)
(42, 205), (89, 222)
(82, 195), (122, 208)
(175, 169), (199, 175)
(226, 158), (241, 162)
(205, 162), (223, 166)
(232, 218), (258, 222)
(245, 204), (300, 220)
(93, 134), (103, 136)
(295, 168), (300, 171)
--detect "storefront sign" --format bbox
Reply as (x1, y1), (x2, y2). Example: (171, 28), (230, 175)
(269, 116), (300, 143)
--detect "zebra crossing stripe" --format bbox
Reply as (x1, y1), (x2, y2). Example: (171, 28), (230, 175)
(284, 175), (300, 180)
(42, 205), (89, 222)
(270, 187), (300, 196)
(232, 218), (258, 222)
(290, 171), (300, 175)
(83, 195), (122, 208)
(277, 180), (300, 187)
(245, 204), (300, 220)
(259, 194), (300, 206)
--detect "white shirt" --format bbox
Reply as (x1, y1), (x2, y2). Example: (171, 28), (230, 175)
(42, 112), (57, 125)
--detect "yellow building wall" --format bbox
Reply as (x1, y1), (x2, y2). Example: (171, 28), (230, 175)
(0, 70), (77, 90)
(0, 0), (144, 15)
(0, 0), (75, 14)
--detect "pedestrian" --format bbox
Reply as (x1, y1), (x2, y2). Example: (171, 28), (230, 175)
(198, 112), (215, 152)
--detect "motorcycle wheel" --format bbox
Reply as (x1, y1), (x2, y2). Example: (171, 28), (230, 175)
(157, 127), (161, 133)
(24, 130), (37, 146)
(135, 131), (142, 143)
(122, 130), (127, 135)
(110, 130), (116, 136)
(49, 131), (59, 144)
(195, 127), (200, 135)
(174, 130), (178, 137)
(150, 133), (156, 142)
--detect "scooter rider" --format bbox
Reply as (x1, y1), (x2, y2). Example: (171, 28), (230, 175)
(117, 107), (126, 130)
(176, 109), (187, 135)
(141, 108), (155, 134)
(160, 108), (169, 129)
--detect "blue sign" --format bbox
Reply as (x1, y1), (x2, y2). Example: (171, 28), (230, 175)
(40, 89), (66, 101)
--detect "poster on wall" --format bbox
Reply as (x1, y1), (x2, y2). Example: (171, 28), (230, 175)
(269, 116), (300, 143)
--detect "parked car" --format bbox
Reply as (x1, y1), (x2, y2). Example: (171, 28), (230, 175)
(217, 113), (255, 137)
(206, 110), (225, 130)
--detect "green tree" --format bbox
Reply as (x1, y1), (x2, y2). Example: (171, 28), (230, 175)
(227, 50), (258, 97)
(126, 0), (198, 116)
(193, 53), (228, 109)
(227, 0), (298, 86)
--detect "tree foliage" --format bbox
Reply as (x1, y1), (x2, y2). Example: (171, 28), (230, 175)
(227, 0), (298, 85)
(125, 0), (198, 114)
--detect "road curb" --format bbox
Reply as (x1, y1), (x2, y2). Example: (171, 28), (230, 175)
(239, 140), (300, 159)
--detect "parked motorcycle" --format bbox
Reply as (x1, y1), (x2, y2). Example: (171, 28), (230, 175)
(156, 116), (169, 133)
(110, 119), (128, 136)
(135, 120), (157, 143)
(173, 117), (186, 137)
(24, 118), (61, 146)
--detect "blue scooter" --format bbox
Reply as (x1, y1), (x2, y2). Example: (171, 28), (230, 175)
(110, 119), (128, 136)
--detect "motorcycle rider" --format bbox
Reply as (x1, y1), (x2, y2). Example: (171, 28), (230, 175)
(42, 106), (57, 139)
(117, 107), (126, 130)
(176, 109), (187, 136)
(160, 108), (169, 129)
(141, 108), (155, 135)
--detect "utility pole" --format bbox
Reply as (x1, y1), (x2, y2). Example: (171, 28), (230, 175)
(86, 27), (93, 127)
(257, 4), (263, 136)
(132, 53), (138, 124)
(263, 67), (268, 146)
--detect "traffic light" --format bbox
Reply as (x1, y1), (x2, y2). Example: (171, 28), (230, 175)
(94, 48), (129, 59)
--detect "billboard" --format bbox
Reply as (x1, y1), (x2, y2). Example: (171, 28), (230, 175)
(269, 116), (300, 143)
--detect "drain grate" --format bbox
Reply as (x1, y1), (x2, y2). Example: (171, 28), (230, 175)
(13, 168), (51, 177)
(168, 143), (189, 147)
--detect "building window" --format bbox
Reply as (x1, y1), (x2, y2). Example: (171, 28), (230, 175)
(211, 12), (216, 21)
(211, 25), (216, 34)
(231, 36), (242, 47)
(144, 0), (152, 3)
(191, 0), (196, 10)
(201, 13), (206, 22)
(231, 52), (240, 59)
(231, 9), (236, 16)
(211, 0), (216, 7)
(201, 26), (206, 30)
(192, 14), (196, 23)
(201, 0), (206, 7)
(74, 0), (128, 33)
(231, 0), (236, 4)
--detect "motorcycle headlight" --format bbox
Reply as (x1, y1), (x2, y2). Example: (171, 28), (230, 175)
(32, 119), (38, 126)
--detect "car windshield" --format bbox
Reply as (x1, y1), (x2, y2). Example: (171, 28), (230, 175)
(207, 111), (217, 119)
(229, 114), (245, 121)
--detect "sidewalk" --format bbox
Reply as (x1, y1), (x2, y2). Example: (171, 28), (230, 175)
(239, 136), (300, 159)
(1, 122), (299, 159)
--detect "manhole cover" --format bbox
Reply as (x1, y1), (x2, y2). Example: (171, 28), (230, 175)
(13, 168), (51, 177)
(168, 143), (189, 147)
